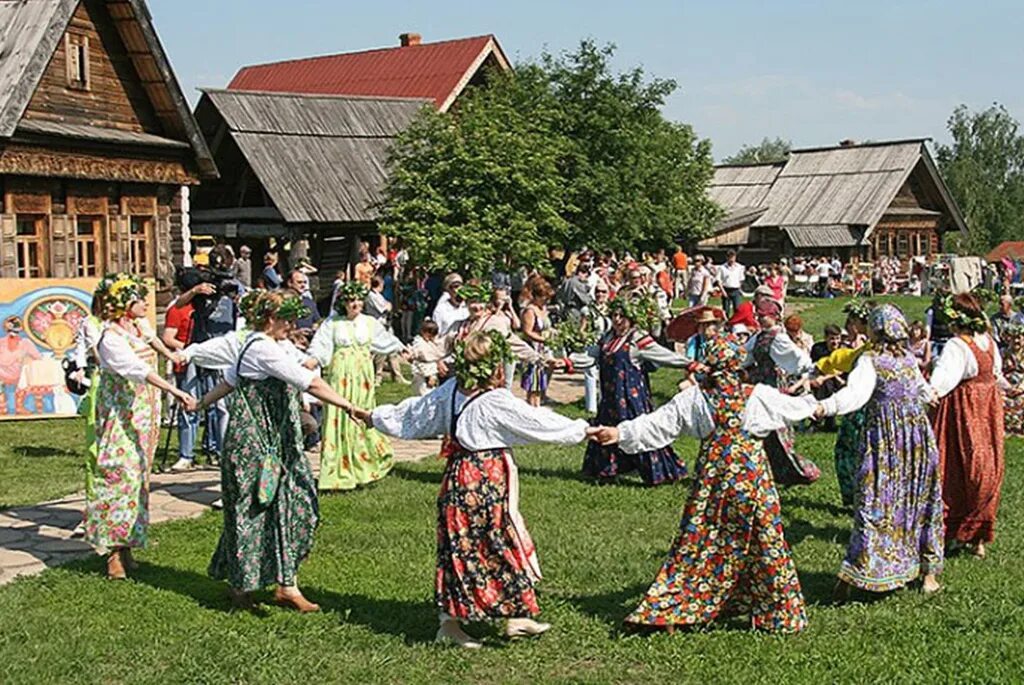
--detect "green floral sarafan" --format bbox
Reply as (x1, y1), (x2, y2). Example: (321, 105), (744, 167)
(608, 293), (660, 332)
(454, 330), (513, 391)
(457, 282), (493, 303)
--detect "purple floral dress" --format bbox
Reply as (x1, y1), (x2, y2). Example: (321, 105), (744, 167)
(839, 352), (943, 591)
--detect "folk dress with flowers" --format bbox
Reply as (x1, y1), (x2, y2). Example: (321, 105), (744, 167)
(308, 313), (404, 491)
(85, 321), (160, 553)
(209, 334), (319, 591)
(821, 351), (944, 591)
(617, 383), (817, 633)
(371, 379), (588, 620)
(582, 329), (690, 485)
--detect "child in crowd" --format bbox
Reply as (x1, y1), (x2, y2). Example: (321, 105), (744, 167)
(909, 319), (931, 378)
(409, 319), (445, 396)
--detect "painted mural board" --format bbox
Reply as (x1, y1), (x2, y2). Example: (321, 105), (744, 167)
(0, 278), (156, 420)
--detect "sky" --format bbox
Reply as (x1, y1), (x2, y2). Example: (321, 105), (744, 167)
(150, 0), (1024, 160)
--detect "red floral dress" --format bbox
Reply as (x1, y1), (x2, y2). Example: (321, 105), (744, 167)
(625, 382), (807, 633)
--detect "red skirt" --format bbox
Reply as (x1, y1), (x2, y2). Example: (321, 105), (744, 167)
(933, 376), (1005, 544)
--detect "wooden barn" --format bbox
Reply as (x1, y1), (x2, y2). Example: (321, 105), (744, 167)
(192, 34), (512, 273)
(190, 89), (429, 277)
(699, 139), (967, 263)
(0, 0), (215, 291)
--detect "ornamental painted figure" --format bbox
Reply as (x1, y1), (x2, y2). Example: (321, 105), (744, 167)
(197, 290), (360, 612)
(817, 304), (944, 599)
(590, 335), (818, 633)
(365, 331), (591, 648)
(582, 294), (691, 486)
(306, 280), (406, 491)
(85, 274), (195, 580)
(929, 293), (1008, 560)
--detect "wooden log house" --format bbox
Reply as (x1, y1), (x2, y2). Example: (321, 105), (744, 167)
(0, 0), (216, 294)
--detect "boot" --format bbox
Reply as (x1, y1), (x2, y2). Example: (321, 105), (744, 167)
(436, 618), (482, 649)
(273, 586), (320, 613)
(120, 548), (138, 571)
(506, 617), (551, 638)
(106, 550), (127, 580)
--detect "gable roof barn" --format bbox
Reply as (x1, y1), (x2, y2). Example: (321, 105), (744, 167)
(701, 139), (968, 253)
(192, 89), (431, 227)
(0, 0), (215, 177)
(227, 33), (510, 112)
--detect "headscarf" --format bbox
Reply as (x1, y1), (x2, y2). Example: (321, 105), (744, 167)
(754, 297), (782, 319)
(869, 304), (909, 342)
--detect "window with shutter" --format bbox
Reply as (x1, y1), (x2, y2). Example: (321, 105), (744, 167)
(75, 215), (105, 277)
(15, 215), (47, 278)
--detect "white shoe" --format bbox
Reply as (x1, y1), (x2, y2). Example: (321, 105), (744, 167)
(71, 522), (85, 538)
(435, 621), (482, 649)
(170, 458), (195, 472)
(211, 498), (223, 510)
(505, 617), (551, 638)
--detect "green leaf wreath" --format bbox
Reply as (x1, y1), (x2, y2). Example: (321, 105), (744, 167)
(608, 293), (660, 332)
(551, 313), (599, 354)
(453, 330), (513, 391)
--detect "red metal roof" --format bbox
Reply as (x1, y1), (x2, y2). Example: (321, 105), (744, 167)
(227, 35), (505, 111)
(987, 241), (1024, 262)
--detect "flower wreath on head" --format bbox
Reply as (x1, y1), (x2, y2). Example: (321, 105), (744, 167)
(95, 272), (147, 320)
(842, 299), (874, 323)
(457, 282), (493, 304)
(333, 281), (370, 314)
(608, 293), (660, 332)
(240, 289), (310, 329)
(939, 293), (989, 334)
(453, 330), (513, 391)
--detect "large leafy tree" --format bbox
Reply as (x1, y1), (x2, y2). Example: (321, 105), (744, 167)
(378, 73), (569, 277)
(722, 137), (792, 165)
(936, 104), (1024, 253)
(379, 40), (718, 275)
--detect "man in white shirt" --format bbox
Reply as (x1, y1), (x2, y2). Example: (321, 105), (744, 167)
(716, 250), (745, 317)
(432, 273), (469, 335)
(815, 257), (832, 297)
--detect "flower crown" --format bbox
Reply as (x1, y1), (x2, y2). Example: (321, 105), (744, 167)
(454, 330), (513, 391)
(842, 299), (874, 322)
(333, 281), (369, 313)
(240, 289), (310, 328)
(608, 293), (660, 331)
(95, 273), (147, 319)
(939, 293), (989, 334)
(457, 282), (492, 304)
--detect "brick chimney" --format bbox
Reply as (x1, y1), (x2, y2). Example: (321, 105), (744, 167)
(839, 139), (857, 147)
(399, 33), (422, 47)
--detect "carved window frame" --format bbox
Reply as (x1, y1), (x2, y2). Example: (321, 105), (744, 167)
(65, 32), (90, 91)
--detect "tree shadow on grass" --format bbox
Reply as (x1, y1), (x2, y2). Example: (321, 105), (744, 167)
(564, 582), (651, 626)
(389, 465), (442, 486)
(10, 444), (83, 459)
(784, 518), (850, 548)
(780, 494), (851, 519)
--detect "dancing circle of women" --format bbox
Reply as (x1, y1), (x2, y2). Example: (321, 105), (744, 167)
(82, 285), (1007, 646)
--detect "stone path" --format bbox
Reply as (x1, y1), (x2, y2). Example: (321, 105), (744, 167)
(0, 374), (584, 586)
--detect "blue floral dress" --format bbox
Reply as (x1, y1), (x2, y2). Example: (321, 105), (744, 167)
(582, 330), (687, 485)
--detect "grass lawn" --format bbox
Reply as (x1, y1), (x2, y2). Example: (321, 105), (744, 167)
(3, 316), (1024, 683)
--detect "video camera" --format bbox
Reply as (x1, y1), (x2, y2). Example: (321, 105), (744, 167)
(176, 265), (239, 343)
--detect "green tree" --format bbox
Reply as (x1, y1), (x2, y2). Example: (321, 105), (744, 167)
(379, 40), (719, 274)
(721, 137), (792, 165)
(935, 104), (1024, 253)
(378, 72), (569, 277)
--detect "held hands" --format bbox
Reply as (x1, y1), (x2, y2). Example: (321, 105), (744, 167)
(347, 406), (373, 427)
(178, 393), (199, 413)
(812, 403), (826, 420)
(585, 425), (620, 445)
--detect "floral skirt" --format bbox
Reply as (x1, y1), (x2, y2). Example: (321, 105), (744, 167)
(839, 402), (943, 591)
(319, 345), (393, 491)
(764, 426), (820, 487)
(626, 431), (807, 633)
(436, 446), (540, 621)
(520, 342), (550, 395)
(85, 370), (160, 553)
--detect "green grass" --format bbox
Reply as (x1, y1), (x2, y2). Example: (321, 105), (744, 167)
(3, 332), (1024, 683)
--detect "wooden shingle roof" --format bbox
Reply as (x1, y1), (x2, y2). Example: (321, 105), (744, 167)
(199, 89), (431, 224)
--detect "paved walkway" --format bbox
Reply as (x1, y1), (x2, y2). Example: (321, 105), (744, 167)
(0, 374), (584, 586)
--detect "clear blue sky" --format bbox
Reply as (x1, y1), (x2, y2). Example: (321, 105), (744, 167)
(150, 0), (1024, 160)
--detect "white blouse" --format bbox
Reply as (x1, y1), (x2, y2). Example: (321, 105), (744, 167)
(307, 314), (405, 368)
(224, 332), (316, 391)
(371, 378), (589, 450)
(744, 328), (814, 377)
(72, 316), (102, 368)
(820, 353), (936, 416)
(617, 383), (818, 454)
(929, 334), (1008, 399)
(96, 325), (153, 384)
(183, 330), (309, 371)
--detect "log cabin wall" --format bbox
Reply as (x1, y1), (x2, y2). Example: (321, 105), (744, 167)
(21, 0), (163, 136)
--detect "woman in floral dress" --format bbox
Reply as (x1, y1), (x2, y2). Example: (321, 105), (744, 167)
(306, 281), (405, 491)
(590, 336), (818, 633)
(930, 293), (1010, 559)
(86, 274), (195, 579)
(1000, 323), (1024, 435)
(582, 295), (690, 486)
(817, 305), (944, 598)
(198, 290), (359, 611)
(744, 297), (820, 486)
(366, 331), (591, 648)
